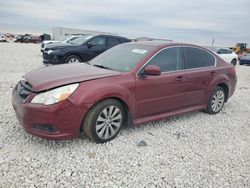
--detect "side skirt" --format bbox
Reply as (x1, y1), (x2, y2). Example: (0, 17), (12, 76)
(133, 105), (206, 126)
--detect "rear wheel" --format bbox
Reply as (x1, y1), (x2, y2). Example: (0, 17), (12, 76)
(65, 55), (81, 64)
(231, 59), (237, 66)
(206, 86), (225, 114)
(82, 99), (125, 143)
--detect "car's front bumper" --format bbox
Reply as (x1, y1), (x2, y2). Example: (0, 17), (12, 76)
(12, 86), (87, 140)
(43, 53), (65, 65)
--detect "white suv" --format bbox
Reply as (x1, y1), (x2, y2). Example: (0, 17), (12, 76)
(215, 48), (238, 65)
(41, 35), (79, 53)
(0, 35), (7, 42)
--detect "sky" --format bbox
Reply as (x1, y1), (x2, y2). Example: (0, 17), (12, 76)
(0, 0), (249, 46)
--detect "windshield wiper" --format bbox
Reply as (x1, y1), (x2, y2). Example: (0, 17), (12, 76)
(93, 64), (113, 70)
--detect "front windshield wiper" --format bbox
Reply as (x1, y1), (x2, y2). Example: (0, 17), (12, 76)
(92, 64), (113, 70)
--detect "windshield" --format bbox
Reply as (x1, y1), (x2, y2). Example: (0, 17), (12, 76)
(89, 43), (155, 72)
(64, 36), (78, 43)
(67, 35), (93, 45)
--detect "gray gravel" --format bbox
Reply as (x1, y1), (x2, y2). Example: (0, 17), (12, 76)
(0, 43), (249, 187)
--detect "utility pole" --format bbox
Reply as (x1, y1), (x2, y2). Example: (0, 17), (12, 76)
(212, 38), (215, 47)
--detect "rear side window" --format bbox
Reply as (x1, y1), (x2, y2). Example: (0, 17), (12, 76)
(147, 47), (184, 72)
(107, 38), (120, 46)
(184, 47), (215, 69)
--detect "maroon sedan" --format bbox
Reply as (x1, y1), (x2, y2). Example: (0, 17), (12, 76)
(12, 41), (237, 143)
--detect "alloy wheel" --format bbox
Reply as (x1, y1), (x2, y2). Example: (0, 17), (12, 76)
(68, 58), (80, 63)
(95, 105), (122, 139)
(211, 90), (225, 112)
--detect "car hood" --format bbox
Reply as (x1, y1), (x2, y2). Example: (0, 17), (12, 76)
(43, 40), (60, 44)
(24, 63), (121, 92)
(46, 42), (79, 50)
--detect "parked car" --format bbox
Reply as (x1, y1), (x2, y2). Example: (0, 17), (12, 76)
(41, 35), (80, 53)
(42, 34), (130, 64)
(214, 48), (238, 65)
(0, 34), (7, 42)
(12, 42), (237, 143)
(14, 35), (25, 43)
(23, 35), (41, 43)
(40, 33), (51, 41)
(239, 54), (250, 65)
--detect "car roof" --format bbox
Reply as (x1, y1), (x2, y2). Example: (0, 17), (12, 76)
(127, 41), (210, 50)
(91, 34), (128, 39)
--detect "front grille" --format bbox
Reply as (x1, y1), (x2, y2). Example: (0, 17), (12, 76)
(16, 80), (32, 102)
(43, 53), (49, 59)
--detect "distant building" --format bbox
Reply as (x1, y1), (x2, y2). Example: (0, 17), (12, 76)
(52, 27), (118, 40)
(134, 37), (172, 42)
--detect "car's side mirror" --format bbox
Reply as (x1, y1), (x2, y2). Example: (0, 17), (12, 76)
(87, 42), (95, 48)
(143, 65), (161, 76)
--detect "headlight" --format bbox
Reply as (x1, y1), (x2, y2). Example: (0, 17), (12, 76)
(47, 49), (61, 54)
(47, 49), (53, 54)
(31, 83), (79, 105)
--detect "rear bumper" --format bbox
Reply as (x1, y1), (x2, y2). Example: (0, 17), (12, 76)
(12, 87), (87, 140)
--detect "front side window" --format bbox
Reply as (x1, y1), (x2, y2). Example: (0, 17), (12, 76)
(146, 47), (184, 72)
(184, 47), (215, 69)
(89, 37), (106, 46)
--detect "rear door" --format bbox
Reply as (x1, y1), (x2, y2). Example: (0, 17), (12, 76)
(107, 37), (121, 48)
(135, 47), (186, 118)
(183, 47), (217, 107)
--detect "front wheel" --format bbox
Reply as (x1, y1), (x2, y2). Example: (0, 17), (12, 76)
(82, 99), (125, 143)
(206, 86), (225, 114)
(65, 55), (81, 64)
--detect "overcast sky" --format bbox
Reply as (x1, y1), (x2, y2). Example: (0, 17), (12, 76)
(0, 0), (249, 46)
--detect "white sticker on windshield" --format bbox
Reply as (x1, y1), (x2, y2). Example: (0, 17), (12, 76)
(132, 49), (148, 54)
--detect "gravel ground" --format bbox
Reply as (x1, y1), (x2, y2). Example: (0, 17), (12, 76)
(0, 43), (249, 187)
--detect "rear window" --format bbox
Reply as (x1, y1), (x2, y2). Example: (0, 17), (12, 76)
(107, 38), (120, 46)
(184, 47), (215, 69)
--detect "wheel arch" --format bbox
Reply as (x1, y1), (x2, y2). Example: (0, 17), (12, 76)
(207, 74), (231, 103)
(217, 83), (229, 102)
(80, 96), (133, 133)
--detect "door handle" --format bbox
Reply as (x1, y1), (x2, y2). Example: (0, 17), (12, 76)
(210, 71), (217, 76)
(175, 76), (186, 82)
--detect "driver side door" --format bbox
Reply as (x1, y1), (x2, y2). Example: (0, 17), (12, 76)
(82, 36), (107, 61)
(135, 47), (186, 119)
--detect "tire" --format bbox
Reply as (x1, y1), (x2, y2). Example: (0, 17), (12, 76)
(206, 86), (225, 114)
(65, 55), (81, 64)
(231, 59), (237, 66)
(239, 61), (244, 65)
(82, 99), (125, 143)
